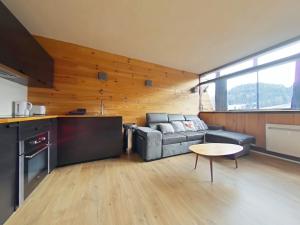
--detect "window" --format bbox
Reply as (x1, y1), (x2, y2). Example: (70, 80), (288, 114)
(227, 73), (257, 110)
(199, 37), (300, 112)
(258, 62), (295, 109)
(200, 82), (215, 111)
(220, 59), (254, 76)
(200, 72), (216, 83)
(257, 40), (300, 65)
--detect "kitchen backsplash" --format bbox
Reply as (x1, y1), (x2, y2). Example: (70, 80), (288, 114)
(0, 77), (27, 115)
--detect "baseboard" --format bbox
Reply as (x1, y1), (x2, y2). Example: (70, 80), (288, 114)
(251, 145), (300, 164)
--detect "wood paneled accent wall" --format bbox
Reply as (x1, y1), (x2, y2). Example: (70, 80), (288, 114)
(200, 112), (300, 148)
(28, 36), (199, 125)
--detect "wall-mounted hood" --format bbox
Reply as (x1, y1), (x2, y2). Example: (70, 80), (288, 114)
(0, 64), (28, 86)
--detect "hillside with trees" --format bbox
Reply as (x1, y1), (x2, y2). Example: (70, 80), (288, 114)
(228, 83), (293, 109)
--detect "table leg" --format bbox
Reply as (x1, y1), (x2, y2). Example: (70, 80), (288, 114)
(210, 157), (213, 183)
(235, 158), (238, 169)
(194, 154), (199, 169)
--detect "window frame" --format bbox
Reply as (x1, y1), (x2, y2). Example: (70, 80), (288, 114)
(199, 36), (300, 112)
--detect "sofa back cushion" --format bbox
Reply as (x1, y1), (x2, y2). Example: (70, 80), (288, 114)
(182, 121), (196, 131)
(158, 123), (175, 134)
(147, 113), (169, 123)
(147, 113), (169, 130)
(184, 115), (201, 121)
(168, 114), (185, 122)
(171, 121), (186, 132)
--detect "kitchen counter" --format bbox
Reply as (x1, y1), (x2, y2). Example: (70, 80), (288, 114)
(0, 115), (120, 124)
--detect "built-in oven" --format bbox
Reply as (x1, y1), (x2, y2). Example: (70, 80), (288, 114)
(18, 131), (50, 205)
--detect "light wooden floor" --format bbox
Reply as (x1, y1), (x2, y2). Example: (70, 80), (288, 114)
(5, 152), (300, 225)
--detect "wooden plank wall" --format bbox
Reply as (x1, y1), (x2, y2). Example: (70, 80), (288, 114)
(200, 112), (300, 148)
(28, 36), (199, 125)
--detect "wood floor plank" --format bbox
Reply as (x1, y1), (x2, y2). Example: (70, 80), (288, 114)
(4, 152), (300, 225)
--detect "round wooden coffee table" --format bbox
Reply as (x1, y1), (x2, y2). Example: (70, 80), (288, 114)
(189, 143), (243, 182)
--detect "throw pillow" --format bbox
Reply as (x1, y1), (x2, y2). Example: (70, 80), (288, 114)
(193, 119), (208, 131)
(149, 123), (160, 130)
(182, 121), (196, 131)
(158, 123), (175, 134)
(199, 120), (208, 130)
(171, 121), (186, 132)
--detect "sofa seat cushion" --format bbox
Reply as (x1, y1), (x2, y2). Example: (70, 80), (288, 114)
(181, 131), (205, 141)
(162, 133), (187, 145)
(205, 130), (256, 145)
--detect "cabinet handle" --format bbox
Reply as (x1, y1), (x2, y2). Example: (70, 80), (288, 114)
(25, 145), (50, 159)
(7, 123), (19, 128)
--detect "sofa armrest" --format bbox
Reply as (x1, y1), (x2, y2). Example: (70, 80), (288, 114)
(207, 125), (224, 130)
(135, 127), (162, 161)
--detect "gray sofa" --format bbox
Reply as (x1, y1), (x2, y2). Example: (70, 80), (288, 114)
(134, 113), (256, 161)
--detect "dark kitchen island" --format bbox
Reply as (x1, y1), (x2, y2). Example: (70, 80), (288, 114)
(57, 116), (123, 166)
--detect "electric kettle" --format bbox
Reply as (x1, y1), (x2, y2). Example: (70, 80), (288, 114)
(14, 101), (33, 116)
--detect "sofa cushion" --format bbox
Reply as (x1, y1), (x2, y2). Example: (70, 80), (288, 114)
(149, 123), (160, 130)
(182, 131), (205, 141)
(184, 115), (207, 131)
(168, 114), (185, 122)
(162, 133), (187, 145)
(194, 119), (208, 131)
(159, 123), (175, 134)
(184, 115), (201, 121)
(147, 113), (168, 124)
(182, 121), (196, 131)
(171, 121), (186, 132)
(205, 130), (256, 145)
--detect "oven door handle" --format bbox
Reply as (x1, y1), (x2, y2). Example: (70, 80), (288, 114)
(25, 144), (51, 159)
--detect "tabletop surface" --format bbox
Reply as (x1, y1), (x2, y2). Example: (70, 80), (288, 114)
(189, 143), (243, 156)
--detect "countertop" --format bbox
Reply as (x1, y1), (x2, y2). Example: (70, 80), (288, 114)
(0, 115), (121, 124)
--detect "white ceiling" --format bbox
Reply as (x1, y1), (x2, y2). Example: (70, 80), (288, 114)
(3, 0), (300, 73)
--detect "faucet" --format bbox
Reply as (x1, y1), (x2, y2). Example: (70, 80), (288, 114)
(100, 99), (104, 115)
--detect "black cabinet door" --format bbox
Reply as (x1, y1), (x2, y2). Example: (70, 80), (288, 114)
(49, 119), (57, 171)
(0, 123), (18, 225)
(19, 120), (51, 141)
(58, 117), (123, 166)
(0, 2), (54, 87)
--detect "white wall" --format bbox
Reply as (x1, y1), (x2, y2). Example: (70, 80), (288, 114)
(0, 77), (28, 115)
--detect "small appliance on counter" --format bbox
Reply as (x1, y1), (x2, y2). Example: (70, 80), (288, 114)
(68, 108), (87, 115)
(13, 101), (33, 116)
(30, 105), (46, 115)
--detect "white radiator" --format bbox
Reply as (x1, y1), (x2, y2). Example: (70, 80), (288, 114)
(266, 124), (300, 157)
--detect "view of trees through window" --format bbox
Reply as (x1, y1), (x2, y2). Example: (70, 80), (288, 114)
(200, 39), (300, 111)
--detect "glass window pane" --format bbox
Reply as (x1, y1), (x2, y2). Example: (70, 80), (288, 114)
(200, 82), (215, 111)
(220, 59), (254, 76)
(257, 40), (300, 65)
(258, 62), (295, 109)
(200, 72), (216, 82)
(227, 73), (257, 110)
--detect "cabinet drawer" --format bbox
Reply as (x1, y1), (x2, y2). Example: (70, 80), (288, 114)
(19, 120), (51, 140)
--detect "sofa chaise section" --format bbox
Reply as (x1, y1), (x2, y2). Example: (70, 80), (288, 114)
(184, 115), (256, 158)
